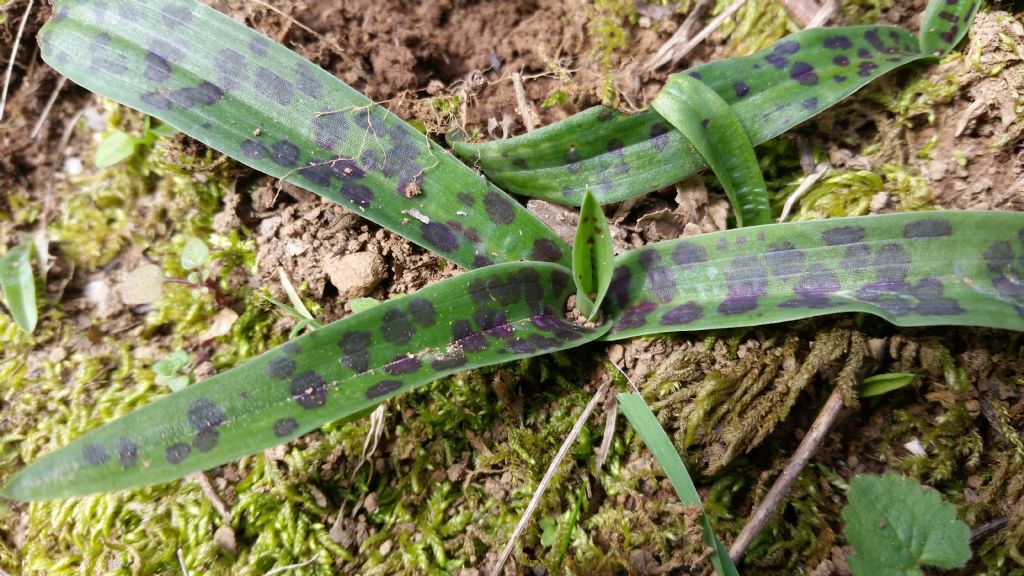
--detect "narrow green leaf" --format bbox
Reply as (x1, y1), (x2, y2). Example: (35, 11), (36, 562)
(651, 74), (771, 227)
(0, 244), (37, 333)
(843, 473), (971, 575)
(453, 0), (979, 206)
(2, 262), (607, 501)
(94, 130), (138, 168)
(572, 190), (615, 321)
(618, 393), (740, 576)
(602, 212), (1024, 340)
(859, 373), (916, 398)
(39, 0), (569, 269)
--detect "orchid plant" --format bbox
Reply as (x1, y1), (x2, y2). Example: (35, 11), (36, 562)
(5, 0), (1019, 509)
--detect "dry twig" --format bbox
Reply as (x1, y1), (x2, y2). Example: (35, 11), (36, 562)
(0, 0), (34, 123)
(644, 0), (747, 72)
(490, 378), (612, 576)
(728, 385), (848, 562)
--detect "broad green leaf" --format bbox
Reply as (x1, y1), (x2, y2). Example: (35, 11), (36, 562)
(618, 393), (740, 576)
(859, 372), (916, 398)
(1, 262), (608, 500)
(651, 74), (771, 227)
(94, 129), (138, 168)
(39, 0), (569, 269)
(0, 244), (38, 333)
(572, 190), (614, 321)
(919, 0), (979, 56)
(602, 212), (1024, 340)
(843, 473), (971, 575)
(453, 0), (979, 206)
(180, 237), (209, 270)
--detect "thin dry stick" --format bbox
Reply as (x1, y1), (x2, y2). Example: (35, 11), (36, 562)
(490, 378), (612, 576)
(263, 555), (319, 576)
(805, 0), (839, 29)
(31, 75), (68, 139)
(176, 549), (191, 576)
(776, 0), (822, 28)
(728, 385), (847, 563)
(246, 0), (349, 64)
(778, 163), (829, 222)
(643, 0), (712, 72)
(0, 0), (34, 123)
(646, 0), (748, 71)
(193, 471), (232, 524)
(511, 72), (538, 133)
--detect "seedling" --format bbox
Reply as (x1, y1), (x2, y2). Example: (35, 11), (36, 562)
(152, 349), (191, 392)
(4, 12), (1014, 576)
(94, 116), (178, 168)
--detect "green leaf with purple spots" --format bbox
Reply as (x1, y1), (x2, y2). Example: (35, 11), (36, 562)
(572, 191), (614, 321)
(38, 0), (569, 269)
(651, 74), (771, 227)
(920, 0), (979, 56)
(1, 262), (607, 500)
(601, 212), (1024, 340)
(452, 0), (979, 206)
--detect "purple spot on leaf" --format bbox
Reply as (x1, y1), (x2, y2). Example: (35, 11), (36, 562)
(274, 418), (299, 437)
(661, 301), (703, 325)
(366, 380), (402, 399)
(290, 371), (328, 409)
(83, 444), (109, 466)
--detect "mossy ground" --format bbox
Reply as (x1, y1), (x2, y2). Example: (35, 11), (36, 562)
(2, 1), (1023, 575)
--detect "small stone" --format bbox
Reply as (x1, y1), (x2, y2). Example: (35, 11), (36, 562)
(379, 539), (393, 557)
(324, 252), (387, 298)
(213, 525), (237, 554)
(48, 347), (67, 363)
(362, 491), (379, 514)
(608, 344), (625, 366)
(202, 308), (239, 340)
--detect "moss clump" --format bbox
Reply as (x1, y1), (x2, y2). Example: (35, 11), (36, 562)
(787, 165), (932, 220)
(714, 0), (797, 56)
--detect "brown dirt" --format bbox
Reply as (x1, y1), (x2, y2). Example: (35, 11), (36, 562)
(2, 1), (1023, 574)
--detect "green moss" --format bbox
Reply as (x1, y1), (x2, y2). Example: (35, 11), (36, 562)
(714, 0), (797, 56)
(587, 0), (636, 105)
(787, 164), (932, 220)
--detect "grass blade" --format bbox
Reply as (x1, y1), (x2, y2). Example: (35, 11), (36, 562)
(39, 0), (569, 269)
(0, 244), (37, 333)
(602, 212), (1024, 339)
(2, 262), (608, 500)
(617, 392), (740, 576)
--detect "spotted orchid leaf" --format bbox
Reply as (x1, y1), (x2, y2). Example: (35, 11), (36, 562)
(602, 212), (1024, 340)
(572, 191), (614, 321)
(1, 263), (608, 500)
(452, 0), (980, 206)
(920, 0), (979, 57)
(38, 0), (569, 269)
(651, 74), (771, 227)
